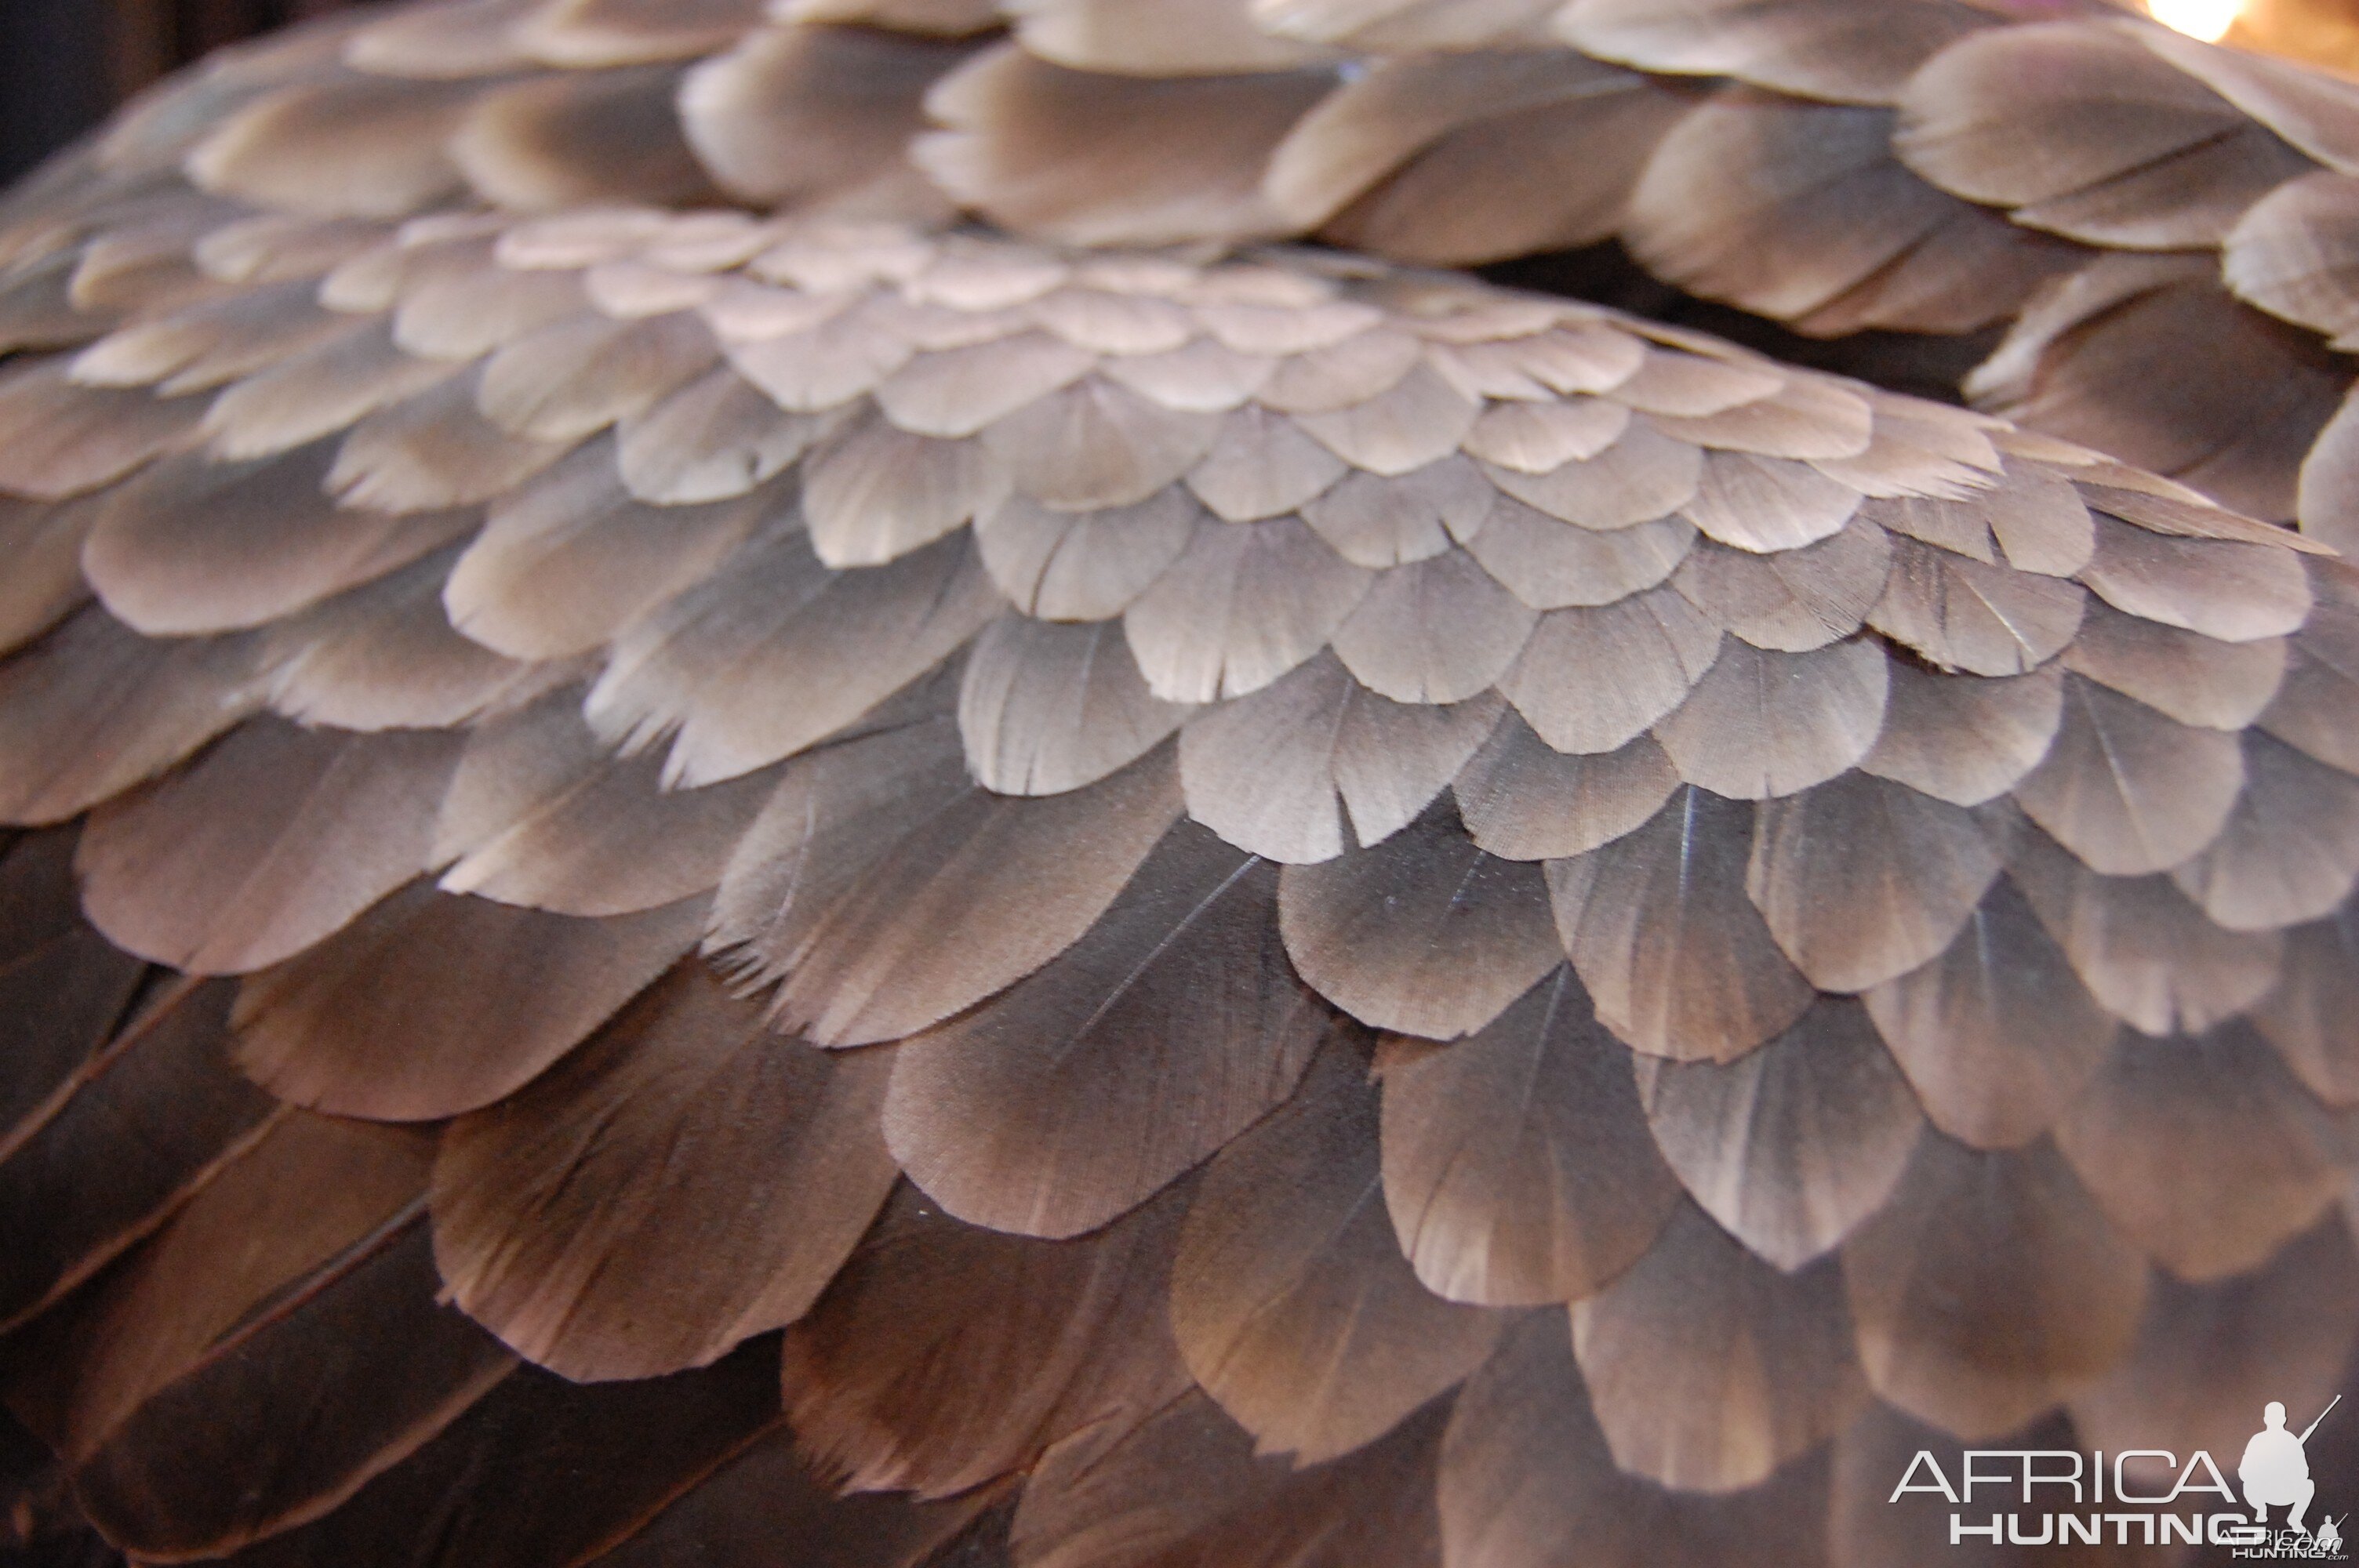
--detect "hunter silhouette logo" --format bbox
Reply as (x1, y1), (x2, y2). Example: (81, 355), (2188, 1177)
(2242, 1399), (2335, 1536)
(1890, 1395), (2350, 1555)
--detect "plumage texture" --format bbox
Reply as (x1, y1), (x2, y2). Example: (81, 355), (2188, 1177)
(5, 2), (2359, 1561)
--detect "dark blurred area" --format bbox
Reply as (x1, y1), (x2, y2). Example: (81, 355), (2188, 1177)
(0, 0), (366, 186)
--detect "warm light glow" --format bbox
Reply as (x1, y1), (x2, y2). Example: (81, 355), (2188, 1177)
(2148, 0), (2246, 42)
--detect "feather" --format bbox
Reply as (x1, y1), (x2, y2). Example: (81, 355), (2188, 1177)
(1609, 350), (1781, 418)
(76, 720), (463, 975)
(1744, 771), (2005, 993)
(1652, 637), (1889, 800)
(2169, 731), (2359, 931)
(2011, 673), (2244, 878)
(1016, 1387), (1446, 1568)
(1841, 1133), (2149, 1439)
(327, 371), (572, 515)
(1184, 403), (1350, 522)
(1027, 283), (1198, 357)
(914, 49), (1330, 246)
(1302, 456), (1493, 569)
(1484, 420), (1704, 531)
(1561, 0), (1980, 103)
(227, 1346), (781, 1568)
(73, 278), (353, 396)
(184, 79), (472, 220)
(1123, 514), (1372, 703)
(1307, 60), (1690, 268)
(84, 444), (478, 637)
(1857, 661), (2062, 808)
(388, 238), (590, 362)
(510, 0), (767, 68)
(884, 825), (1324, 1238)
(431, 964), (895, 1380)
(587, 528), (1003, 788)
(445, 443), (772, 662)
(436, 739), (773, 920)
(260, 550), (558, 733)
(718, 296), (916, 414)
(0, 609), (265, 827)
(202, 318), (459, 464)
(976, 485), (1205, 620)
(1441, 1312), (1831, 1568)
(0, 495), (97, 658)
(1452, 715), (1677, 862)
(1257, 327), (1423, 416)
(616, 366), (835, 506)
(1681, 451), (1863, 554)
(0, 360), (199, 501)
(2062, 597), (2286, 729)
(1650, 376), (1875, 465)
(1462, 397), (1631, 476)
(1499, 585), (1722, 756)
(1865, 533), (2085, 676)
(1465, 503), (1696, 612)
(32, 1111), (434, 1459)
(1100, 334), (1276, 412)
(475, 309), (718, 445)
(1863, 879), (2117, 1150)
(38, 1108), (512, 1559)
(1179, 652), (1503, 863)
(2055, 1021), (2344, 1282)
(593, 1427), (988, 1568)
(1830, 1403), (2081, 1566)
(2070, 1218), (2359, 1488)
(982, 375), (1223, 512)
(1816, 406), (2008, 507)
(0, 981), (277, 1336)
(1635, 1000), (1921, 1272)
(1573, 1202), (1867, 1493)
(1976, 263), (2344, 524)
(1329, 549), (1536, 705)
(1278, 803), (1561, 1040)
(2013, 829), (2286, 1038)
(2260, 569), (2359, 771)
(2226, 169), (2359, 349)
(1012, 0), (1341, 73)
(70, 1220), (515, 1561)
(780, 1182), (1194, 1497)
(2081, 510), (2316, 644)
(1895, 22), (2314, 250)
(2299, 387), (2359, 553)
(958, 615), (1192, 796)
(802, 412), (1012, 568)
(1170, 1041), (1503, 1465)
(234, 884), (707, 1120)
(1547, 786), (1816, 1064)
(1623, 89), (2078, 338)
(2255, 906), (2359, 1107)
(1671, 517), (1891, 653)
(715, 724), (1183, 1047)
(874, 332), (1098, 441)
(1379, 967), (1678, 1305)
(452, 66), (722, 212)
(1286, 361), (1482, 477)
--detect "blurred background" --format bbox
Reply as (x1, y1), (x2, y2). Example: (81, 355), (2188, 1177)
(2, 0), (2358, 188)
(0, 0), (365, 184)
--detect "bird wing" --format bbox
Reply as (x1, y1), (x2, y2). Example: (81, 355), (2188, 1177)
(1, 4), (2356, 1566)
(20, 0), (2359, 544)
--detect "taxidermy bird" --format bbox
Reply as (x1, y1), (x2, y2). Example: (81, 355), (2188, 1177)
(6, 0), (2359, 1563)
